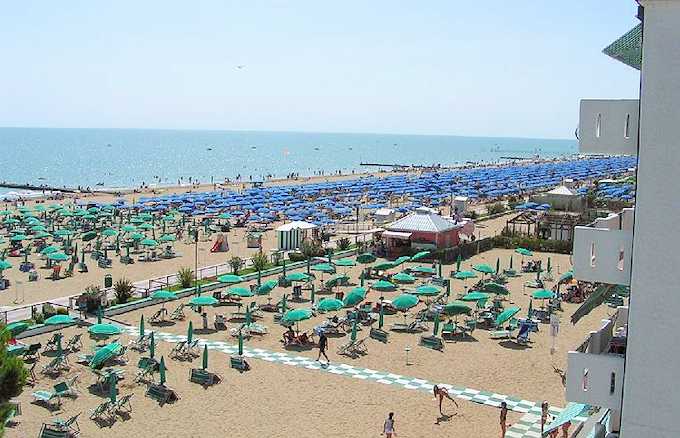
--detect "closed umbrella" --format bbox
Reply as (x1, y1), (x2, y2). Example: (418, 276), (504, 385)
(350, 319), (358, 342)
(495, 258), (500, 274)
(257, 279), (278, 295)
(109, 373), (118, 403)
(202, 344), (209, 370)
(187, 321), (193, 344)
(150, 332), (156, 358)
(159, 356), (167, 385)
(89, 342), (122, 368)
(139, 315), (145, 337)
(392, 293), (419, 311)
(238, 330), (244, 356)
(432, 313), (440, 336)
(456, 254), (462, 272)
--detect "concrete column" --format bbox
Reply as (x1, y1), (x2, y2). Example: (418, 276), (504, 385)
(621, 1), (680, 436)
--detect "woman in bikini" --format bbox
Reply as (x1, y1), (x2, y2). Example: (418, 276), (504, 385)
(433, 384), (459, 415)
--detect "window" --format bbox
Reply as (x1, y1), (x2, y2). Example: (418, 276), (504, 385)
(610, 372), (617, 395)
(590, 242), (596, 268)
(583, 368), (590, 391)
(596, 113), (602, 138)
(624, 113), (630, 139)
(618, 247), (625, 271)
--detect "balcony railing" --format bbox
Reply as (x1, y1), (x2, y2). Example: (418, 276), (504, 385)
(578, 99), (639, 155)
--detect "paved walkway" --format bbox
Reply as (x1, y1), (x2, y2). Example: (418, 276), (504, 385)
(119, 324), (585, 437)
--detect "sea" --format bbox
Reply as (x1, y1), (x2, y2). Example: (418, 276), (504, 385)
(0, 127), (577, 194)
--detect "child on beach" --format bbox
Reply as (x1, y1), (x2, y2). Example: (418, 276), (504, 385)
(433, 384), (459, 415)
(500, 401), (508, 437)
(382, 412), (396, 437)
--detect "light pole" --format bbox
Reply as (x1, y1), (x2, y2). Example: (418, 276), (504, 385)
(194, 227), (199, 295)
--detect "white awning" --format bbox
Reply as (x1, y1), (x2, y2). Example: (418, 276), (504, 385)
(382, 231), (412, 240)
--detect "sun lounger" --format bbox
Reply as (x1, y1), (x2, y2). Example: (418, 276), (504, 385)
(230, 355), (250, 372)
(49, 412), (80, 436)
(169, 303), (185, 321)
(146, 383), (177, 406)
(32, 380), (76, 408)
(214, 314), (227, 330)
(134, 357), (158, 383)
(390, 319), (428, 333)
(23, 342), (42, 361)
(336, 338), (368, 358)
(369, 327), (389, 343)
(189, 368), (217, 386)
(44, 334), (61, 351)
(38, 424), (71, 438)
(89, 400), (113, 421)
(41, 356), (69, 375)
(148, 308), (166, 324)
(419, 335), (444, 350)
(169, 341), (187, 359)
(489, 329), (512, 339)
(113, 393), (133, 414)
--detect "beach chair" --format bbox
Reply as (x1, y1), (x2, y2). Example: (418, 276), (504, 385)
(134, 357), (158, 383)
(390, 318), (428, 333)
(515, 322), (531, 345)
(169, 341), (187, 359)
(23, 342), (42, 361)
(128, 332), (152, 352)
(336, 338), (368, 358)
(38, 424), (70, 438)
(419, 335), (444, 350)
(113, 393), (134, 414)
(49, 412), (81, 436)
(145, 383), (177, 406)
(3, 402), (18, 428)
(189, 368), (216, 387)
(169, 303), (185, 321)
(27, 361), (38, 385)
(89, 400), (113, 421)
(41, 356), (69, 375)
(441, 321), (457, 339)
(148, 308), (165, 324)
(489, 328), (513, 339)
(65, 334), (82, 352)
(214, 314), (227, 330)
(44, 334), (61, 351)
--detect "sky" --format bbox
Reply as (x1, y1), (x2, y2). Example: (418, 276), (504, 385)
(0, 1), (641, 139)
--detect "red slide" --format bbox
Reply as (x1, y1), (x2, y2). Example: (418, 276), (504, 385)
(210, 241), (220, 252)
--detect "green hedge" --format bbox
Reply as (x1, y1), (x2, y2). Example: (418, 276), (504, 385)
(491, 235), (572, 254)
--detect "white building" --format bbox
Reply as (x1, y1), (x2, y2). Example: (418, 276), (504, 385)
(565, 2), (680, 437)
(276, 221), (317, 250)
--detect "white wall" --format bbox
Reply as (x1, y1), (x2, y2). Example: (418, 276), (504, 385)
(579, 99), (639, 155)
(573, 227), (633, 286)
(566, 351), (625, 410)
(621, 2), (680, 436)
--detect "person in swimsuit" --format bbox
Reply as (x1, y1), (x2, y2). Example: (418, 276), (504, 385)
(382, 412), (396, 437)
(433, 384), (459, 415)
(500, 401), (508, 437)
(317, 332), (329, 364)
(541, 401), (550, 434)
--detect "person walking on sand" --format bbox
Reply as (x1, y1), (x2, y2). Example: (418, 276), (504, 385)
(499, 401), (508, 437)
(316, 332), (330, 364)
(382, 412), (396, 437)
(541, 401), (550, 434)
(433, 384), (459, 415)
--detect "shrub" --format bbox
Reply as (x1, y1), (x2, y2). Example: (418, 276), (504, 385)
(301, 239), (324, 259)
(0, 330), (27, 429)
(79, 285), (104, 313)
(491, 235), (572, 254)
(337, 237), (352, 251)
(33, 312), (44, 325)
(467, 210), (479, 220)
(229, 256), (244, 273)
(251, 252), (269, 273)
(288, 252), (306, 262)
(114, 278), (134, 305)
(56, 307), (69, 315)
(177, 267), (194, 289)
(486, 202), (506, 216)
(41, 303), (56, 319)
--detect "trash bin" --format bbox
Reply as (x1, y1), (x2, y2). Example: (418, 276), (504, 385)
(104, 274), (113, 288)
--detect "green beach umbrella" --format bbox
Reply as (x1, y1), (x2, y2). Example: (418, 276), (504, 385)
(373, 261), (396, 271)
(187, 321), (193, 344)
(189, 295), (218, 307)
(121, 224), (136, 232)
(460, 291), (491, 302)
(217, 274), (244, 284)
(89, 342), (122, 369)
(285, 272), (310, 282)
(393, 255), (411, 266)
(138, 223), (154, 230)
(559, 271), (573, 283)
(410, 251), (430, 261)
(257, 279), (278, 295)
(88, 323), (122, 337)
(443, 301), (472, 316)
(411, 265), (436, 274)
(496, 258), (500, 274)
(311, 263), (335, 273)
(453, 270), (477, 280)
(159, 234), (176, 242)
(343, 287), (367, 307)
(473, 264), (494, 275)
(484, 282), (509, 295)
(130, 232), (145, 241)
(515, 247), (533, 256)
(159, 356), (167, 385)
(140, 315), (145, 336)
(392, 272), (416, 284)
(356, 253), (376, 264)
(333, 258), (356, 267)
(81, 231), (97, 241)
(54, 229), (73, 237)
(414, 284), (441, 296)
(44, 314), (75, 325)
(547, 257), (552, 272)
(34, 231), (51, 239)
(48, 252), (69, 262)
(282, 308), (313, 323)
(532, 289), (554, 300)
(30, 225), (47, 232)
(350, 319), (358, 342)
(10, 234), (27, 242)
(392, 293), (419, 311)
(318, 297), (343, 312)
(456, 254), (462, 271)
(0, 260), (13, 270)
(228, 286), (254, 297)
(140, 238), (158, 247)
(495, 306), (521, 327)
(218, 212), (232, 219)
(3, 322), (29, 337)
(202, 344), (208, 370)
(150, 332), (155, 358)
(151, 290), (177, 300)
(371, 280), (396, 292)
(102, 228), (118, 237)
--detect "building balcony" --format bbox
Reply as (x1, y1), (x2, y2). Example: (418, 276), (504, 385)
(578, 99), (639, 155)
(566, 308), (627, 411)
(572, 209), (634, 286)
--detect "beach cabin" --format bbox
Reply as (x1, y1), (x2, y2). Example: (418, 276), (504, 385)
(531, 185), (586, 212)
(382, 207), (463, 257)
(373, 208), (396, 225)
(276, 221), (318, 250)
